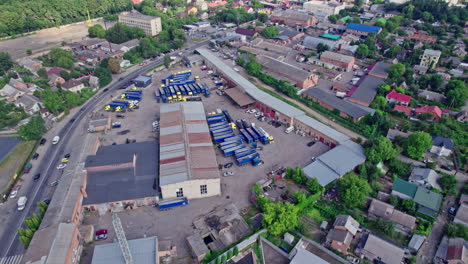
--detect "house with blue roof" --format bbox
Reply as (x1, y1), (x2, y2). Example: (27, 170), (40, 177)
(346, 23), (382, 36)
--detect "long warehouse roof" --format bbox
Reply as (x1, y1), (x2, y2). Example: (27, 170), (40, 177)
(196, 48), (350, 144)
(159, 102), (219, 186)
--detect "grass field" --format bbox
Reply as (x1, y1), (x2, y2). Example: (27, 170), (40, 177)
(0, 140), (36, 192)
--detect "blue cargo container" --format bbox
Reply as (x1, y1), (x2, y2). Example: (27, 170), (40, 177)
(210, 124), (231, 133)
(207, 117), (226, 124)
(126, 95), (142, 100)
(221, 136), (243, 144)
(246, 128), (259, 141)
(206, 114), (226, 120)
(209, 122), (229, 129)
(223, 145), (246, 156)
(220, 143), (241, 152)
(239, 129), (253, 143)
(158, 197), (189, 210)
(124, 90), (142, 95)
(237, 153), (260, 166)
(211, 128), (232, 136)
(235, 148), (256, 159)
(220, 138), (242, 147)
(222, 110), (233, 123)
(212, 129), (233, 138)
(213, 133), (235, 143)
(251, 126), (268, 144)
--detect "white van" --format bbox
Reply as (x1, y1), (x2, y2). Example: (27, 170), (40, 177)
(52, 136), (60, 144)
(285, 126), (294, 134)
(17, 196), (27, 211)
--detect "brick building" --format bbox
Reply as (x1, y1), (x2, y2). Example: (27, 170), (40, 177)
(270, 9), (317, 28)
(320, 51), (355, 72)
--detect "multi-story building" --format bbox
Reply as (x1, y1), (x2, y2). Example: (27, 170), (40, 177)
(270, 9), (317, 28)
(303, 1), (346, 17)
(420, 49), (442, 69)
(118, 12), (162, 36)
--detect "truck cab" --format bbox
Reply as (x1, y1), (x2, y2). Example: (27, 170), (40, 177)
(17, 196), (27, 211)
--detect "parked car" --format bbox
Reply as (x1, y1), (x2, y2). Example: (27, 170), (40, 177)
(116, 114), (125, 119)
(32, 153), (39, 160)
(448, 207), (457, 215)
(64, 153), (71, 159)
(33, 173), (41, 181)
(40, 138), (47, 145)
(9, 189), (19, 199)
(223, 171), (235, 177)
(69, 118), (76, 123)
(95, 234), (108, 241)
(57, 164), (67, 170)
(61, 158), (69, 163)
(23, 162), (32, 174)
(118, 77), (124, 81)
(43, 199), (51, 205)
(224, 162), (233, 168)
(95, 229), (108, 241)
(49, 180), (59, 187)
(441, 165), (453, 171)
(307, 141), (316, 147)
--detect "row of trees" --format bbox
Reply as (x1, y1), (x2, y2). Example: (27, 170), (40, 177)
(285, 166), (323, 195)
(210, 8), (257, 25)
(34, 88), (95, 115)
(38, 48), (76, 69)
(18, 201), (48, 248)
(0, 0), (132, 37)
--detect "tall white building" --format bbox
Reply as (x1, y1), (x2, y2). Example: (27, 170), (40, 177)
(118, 12), (162, 36)
(420, 49), (442, 68)
(303, 1), (346, 17)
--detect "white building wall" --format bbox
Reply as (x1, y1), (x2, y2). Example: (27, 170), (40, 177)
(161, 178), (221, 200)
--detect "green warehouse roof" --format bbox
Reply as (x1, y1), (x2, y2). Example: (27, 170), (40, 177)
(319, 33), (340, 40)
(392, 178), (418, 198)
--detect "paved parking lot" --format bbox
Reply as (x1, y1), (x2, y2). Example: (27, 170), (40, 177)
(83, 64), (329, 263)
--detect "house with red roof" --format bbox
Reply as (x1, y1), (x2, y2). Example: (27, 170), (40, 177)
(207, 1), (227, 8)
(386, 89), (412, 106)
(244, 6), (254, 13)
(415, 105), (442, 120)
(393, 105), (412, 117)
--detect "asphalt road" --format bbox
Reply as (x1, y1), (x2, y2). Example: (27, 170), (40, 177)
(0, 40), (209, 258)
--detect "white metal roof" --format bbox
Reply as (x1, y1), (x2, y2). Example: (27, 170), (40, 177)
(91, 236), (158, 264)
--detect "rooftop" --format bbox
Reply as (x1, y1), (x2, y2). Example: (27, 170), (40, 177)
(258, 56), (313, 82)
(363, 234), (404, 264)
(321, 51), (354, 63)
(119, 12), (159, 21)
(290, 249), (329, 264)
(159, 102), (219, 186)
(414, 187), (442, 212)
(424, 49), (442, 57)
(386, 89), (412, 103)
(346, 22), (381, 33)
(304, 89), (369, 119)
(320, 33), (340, 40)
(84, 141), (158, 205)
(368, 198), (416, 230)
(393, 105), (411, 116)
(187, 235), (209, 257)
(235, 27), (257, 37)
(454, 203), (468, 225)
(415, 105), (442, 119)
(432, 136), (454, 150)
(392, 178), (418, 198)
(368, 62), (391, 79)
(91, 236), (158, 264)
(271, 9), (312, 22)
(409, 167), (441, 190)
(350, 75), (383, 105)
(333, 215), (359, 236)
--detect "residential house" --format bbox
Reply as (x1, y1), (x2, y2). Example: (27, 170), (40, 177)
(207, 1), (227, 8)
(9, 78), (28, 89)
(100, 39), (140, 53)
(393, 105), (412, 117)
(415, 105), (443, 120)
(14, 95), (42, 115)
(270, 9), (317, 28)
(392, 179), (442, 217)
(320, 51), (355, 72)
(407, 33), (437, 43)
(303, 88), (371, 122)
(418, 89), (446, 103)
(348, 75), (384, 107)
(290, 249), (330, 264)
(346, 23), (382, 37)
(234, 28), (258, 38)
(49, 74), (66, 86)
(408, 234), (426, 252)
(244, 6), (254, 14)
(80, 38), (107, 49)
(326, 215), (360, 255)
(386, 128), (412, 141)
(357, 234), (405, 264)
(386, 89), (412, 106)
(258, 56), (318, 89)
(368, 62), (391, 79)
(435, 237), (468, 264)
(186, 6), (198, 15)
(62, 79), (85, 93)
(196, 0), (208, 11)
(368, 198), (416, 233)
(454, 203), (468, 226)
(0, 84), (25, 102)
(420, 49), (442, 69)
(18, 57), (43, 73)
(430, 136), (454, 157)
(89, 76), (100, 89)
(409, 167), (441, 190)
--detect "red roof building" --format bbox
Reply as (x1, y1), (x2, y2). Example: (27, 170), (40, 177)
(393, 105), (412, 117)
(415, 105), (442, 120)
(386, 89), (412, 106)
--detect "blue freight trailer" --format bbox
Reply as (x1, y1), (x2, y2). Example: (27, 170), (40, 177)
(212, 129), (233, 137)
(209, 123), (230, 130)
(209, 122), (229, 129)
(219, 138), (242, 147)
(237, 153), (260, 166)
(207, 117), (227, 124)
(210, 125), (231, 133)
(213, 134), (235, 143)
(239, 129), (253, 143)
(125, 95), (142, 101)
(246, 128), (259, 141)
(158, 197), (189, 210)
(235, 149), (256, 159)
(124, 90), (142, 95)
(222, 110), (233, 123)
(251, 126), (268, 144)
(220, 142), (241, 151)
(223, 145), (247, 156)
(222, 135), (242, 143)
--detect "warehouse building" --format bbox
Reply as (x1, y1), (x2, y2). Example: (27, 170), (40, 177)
(258, 56), (319, 89)
(133, 75), (152, 88)
(320, 51), (355, 72)
(159, 102), (221, 200)
(119, 12), (162, 36)
(92, 236), (159, 264)
(346, 23), (382, 36)
(83, 141), (159, 213)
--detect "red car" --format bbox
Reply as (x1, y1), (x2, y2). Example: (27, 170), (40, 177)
(95, 229), (108, 236)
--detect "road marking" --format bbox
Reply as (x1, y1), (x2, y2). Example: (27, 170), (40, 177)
(0, 254), (23, 264)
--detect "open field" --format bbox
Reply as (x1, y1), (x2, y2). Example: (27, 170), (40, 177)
(0, 141), (36, 192)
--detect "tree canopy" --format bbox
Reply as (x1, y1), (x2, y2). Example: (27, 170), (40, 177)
(404, 131), (433, 160)
(18, 116), (46, 141)
(0, 52), (14, 75)
(438, 174), (457, 195)
(365, 136), (397, 164)
(0, 100), (28, 129)
(262, 201), (300, 236)
(88, 24), (106, 39)
(355, 44), (369, 58)
(39, 48), (76, 69)
(387, 63), (406, 79)
(105, 22), (145, 44)
(338, 173), (371, 208)
(261, 26), (279, 39)
(445, 80), (468, 108)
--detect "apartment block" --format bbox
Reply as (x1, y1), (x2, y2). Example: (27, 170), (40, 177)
(119, 12), (162, 36)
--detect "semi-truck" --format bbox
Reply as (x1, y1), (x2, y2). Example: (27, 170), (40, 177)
(17, 196), (27, 211)
(124, 94), (142, 101)
(223, 145), (247, 156)
(237, 153), (260, 166)
(158, 197), (188, 210)
(239, 129), (253, 143)
(245, 128), (259, 141)
(250, 126), (267, 144)
(124, 90), (142, 95)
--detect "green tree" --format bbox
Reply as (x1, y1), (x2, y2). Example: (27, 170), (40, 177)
(164, 55), (171, 68)
(387, 63), (406, 79)
(18, 116), (46, 141)
(306, 178), (323, 194)
(258, 13), (268, 23)
(377, 83), (391, 95)
(106, 22), (144, 44)
(107, 58), (121, 74)
(233, 247), (239, 256)
(338, 173), (372, 208)
(88, 24), (106, 38)
(261, 26), (279, 39)
(37, 68), (48, 79)
(93, 67), (112, 88)
(439, 174), (457, 195)
(236, 56), (245, 67)
(445, 80), (468, 108)
(355, 44), (369, 58)
(60, 70), (71, 80)
(245, 58), (263, 76)
(221, 255), (227, 263)
(26, 49), (32, 55)
(317, 43), (329, 53)
(444, 223), (468, 240)
(365, 136), (397, 163)
(328, 15), (338, 23)
(0, 52), (14, 75)
(262, 202), (299, 236)
(19, 235), (31, 248)
(404, 131), (433, 160)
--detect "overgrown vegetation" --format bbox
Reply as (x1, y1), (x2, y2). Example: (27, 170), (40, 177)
(18, 201), (48, 248)
(0, 101), (28, 129)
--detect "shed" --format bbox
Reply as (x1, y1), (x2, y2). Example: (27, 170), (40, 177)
(133, 75), (152, 88)
(224, 87), (256, 107)
(408, 234), (426, 252)
(283, 232), (295, 245)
